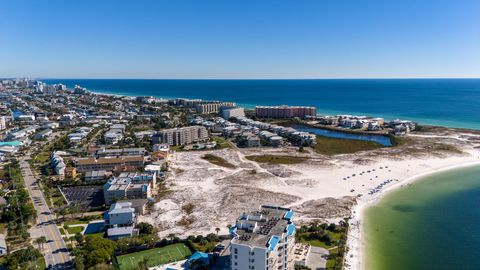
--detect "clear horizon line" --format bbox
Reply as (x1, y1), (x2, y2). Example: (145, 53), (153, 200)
(26, 76), (480, 80)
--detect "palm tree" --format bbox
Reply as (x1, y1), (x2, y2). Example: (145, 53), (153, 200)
(35, 236), (47, 250)
(167, 233), (176, 242)
(215, 227), (220, 235)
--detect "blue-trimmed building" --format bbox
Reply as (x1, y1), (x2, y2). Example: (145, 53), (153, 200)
(230, 205), (296, 270)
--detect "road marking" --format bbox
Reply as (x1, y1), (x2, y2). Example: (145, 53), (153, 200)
(21, 160), (71, 267)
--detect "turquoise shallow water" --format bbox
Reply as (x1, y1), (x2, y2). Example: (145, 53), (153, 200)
(364, 165), (480, 270)
(42, 79), (480, 129)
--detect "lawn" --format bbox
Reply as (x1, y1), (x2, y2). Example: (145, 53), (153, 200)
(202, 154), (235, 168)
(33, 151), (51, 165)
(66, 226), (84, 234)
(212, 136), (231, 149)
(117, 243), (192, 270)
(313, 135), (384, 155)
(245, 155), (308, 164)
(64, 215), (102, 226)
(326, 247), (340, 270)
(298, 231), (342, 249)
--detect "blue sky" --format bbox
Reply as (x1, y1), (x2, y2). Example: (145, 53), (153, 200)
(1, 0), (479, 79)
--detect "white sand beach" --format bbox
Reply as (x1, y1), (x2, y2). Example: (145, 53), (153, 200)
(137, 129), (480, 269)
(343, 151), (480, 270)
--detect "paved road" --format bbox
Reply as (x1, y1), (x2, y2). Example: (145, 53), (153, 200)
(20, 156), (73, 269)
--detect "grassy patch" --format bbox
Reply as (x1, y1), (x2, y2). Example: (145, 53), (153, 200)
(389, 135), (409, 146)
(297, 222), (349, 270)
(116, 243), (192, 270)
(212, 136), (231, 149)
(202, 154), (235, 168)
(190, 241), (217, 253)
(64, 219), (89, 226)
(59, 228), (66, 235)
(66, 226), (84, 234)
(245, 155), (307, 164)
(313, 136), (384, 155)
(33, 152), (51, 165)
(298, 231), (342, 249)
(325, 247), (341, 270)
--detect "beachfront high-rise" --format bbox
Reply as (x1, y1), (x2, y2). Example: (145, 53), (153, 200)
(230, 205), (296, 270)
(152, 126), (209, 146)
(255, 105), (316, 118)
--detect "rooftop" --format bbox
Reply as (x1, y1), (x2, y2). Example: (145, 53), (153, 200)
(231, 205), (295, 249)
(76, 155), (144, 165)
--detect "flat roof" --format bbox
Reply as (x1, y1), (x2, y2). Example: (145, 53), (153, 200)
(232, 205), (294, 248)
(108, 226), (133, 236)
(76, 155), (144, 165)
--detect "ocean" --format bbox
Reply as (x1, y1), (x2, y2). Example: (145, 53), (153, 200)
(364, 165), (480, 270)
(42, 79), (480, 130)
(41, 78), (480, 268)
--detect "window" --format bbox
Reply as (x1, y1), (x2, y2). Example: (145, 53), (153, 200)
(234, 248), (238, 254)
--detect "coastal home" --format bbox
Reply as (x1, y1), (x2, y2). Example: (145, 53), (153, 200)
(0, 234), (7, 256)
(34, 129), (52, 140)
(237, 133), (261, 148)
(105, 201), (136, 227)
(50, 151), (66, 177)
(107, 226), (138, 240)
(104, 130), (123, 144)
(318, 116), (339, 126)
(103, 124), (126, 144)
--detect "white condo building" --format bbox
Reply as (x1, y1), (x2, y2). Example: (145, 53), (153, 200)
(152, 126), (208, 146)
(230, 205), (296, 270)
(0, 116), (6, 130)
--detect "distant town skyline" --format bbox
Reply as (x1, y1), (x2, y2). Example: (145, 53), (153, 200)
(1, 0), (479, 79)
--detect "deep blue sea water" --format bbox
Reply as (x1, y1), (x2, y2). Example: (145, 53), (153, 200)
(43, 79), (480, 129)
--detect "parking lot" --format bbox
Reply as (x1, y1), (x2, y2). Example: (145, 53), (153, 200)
(61, 185), (105, 209)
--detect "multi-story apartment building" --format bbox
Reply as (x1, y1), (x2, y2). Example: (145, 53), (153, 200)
(103, 177), (151, 205)
(95, 147), (146, 157)
(152, 126), (208, 146)
(75, 156), (144, 172)
(222, 107), (245, 119)
(255, 106), (316, 119)
(0, 116), (6, 130)
(230, 205), (296, 270)
(195, 102), (236, 114)
(118, 171), (157, 189)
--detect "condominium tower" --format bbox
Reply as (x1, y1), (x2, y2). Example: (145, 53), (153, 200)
(152, 126), (209, 146)
(255, 106), (316, 118)
(230, 205), (296, 270)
